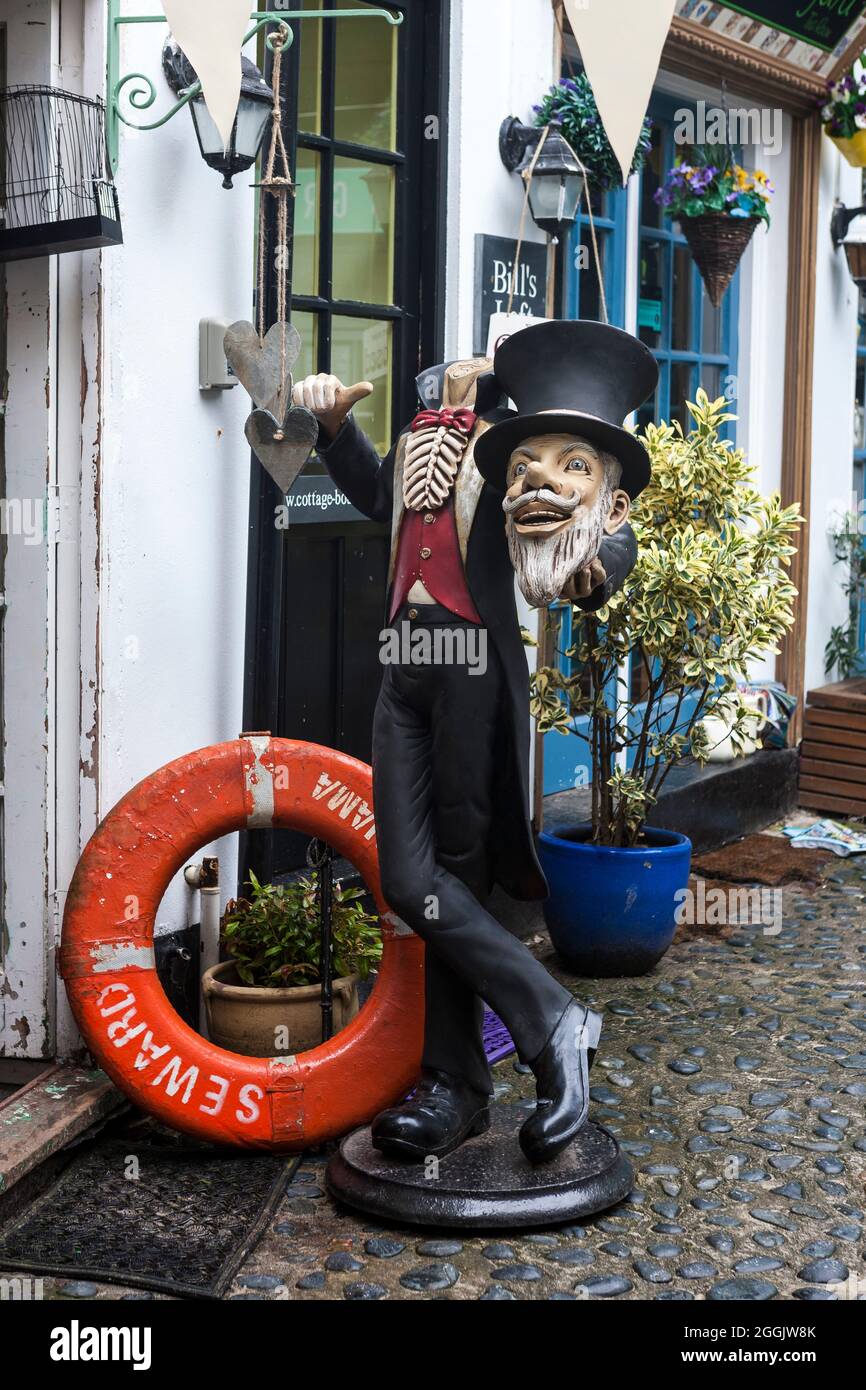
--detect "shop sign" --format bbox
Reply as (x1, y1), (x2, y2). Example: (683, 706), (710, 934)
(474, 234), (548, 354)
(719, 1), (866, 53)
(277, 475), (368, 525)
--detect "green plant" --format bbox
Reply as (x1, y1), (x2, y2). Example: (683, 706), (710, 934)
(655, 147), (773, 225)
(531, 391), (802, 848)
(825, 509), (866, 679)
(821, 57), (866, 139)
(532, 75), (652, 191)
(221, 870), (382, 988)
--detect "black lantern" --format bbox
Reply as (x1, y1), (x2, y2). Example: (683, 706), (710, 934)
(832, 199), (866, 289)
(162, 42), (273, 189)
(499, 117), (584, 242)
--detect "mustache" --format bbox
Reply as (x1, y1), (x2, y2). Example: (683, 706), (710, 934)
(502, 487), (582, 517)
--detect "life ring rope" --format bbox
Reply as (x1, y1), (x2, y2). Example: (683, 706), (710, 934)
(60, 737), (424, 1151)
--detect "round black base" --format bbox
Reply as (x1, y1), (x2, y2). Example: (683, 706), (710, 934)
(325, 1105), (633, 1230)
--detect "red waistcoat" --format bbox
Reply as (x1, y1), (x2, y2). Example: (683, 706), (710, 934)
(389, 498), (482, 624)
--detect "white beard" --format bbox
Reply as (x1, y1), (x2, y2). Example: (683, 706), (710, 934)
(507, 495), (610, 608)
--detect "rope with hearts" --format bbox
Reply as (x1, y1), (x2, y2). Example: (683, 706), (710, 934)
(255, 22), (295, 436)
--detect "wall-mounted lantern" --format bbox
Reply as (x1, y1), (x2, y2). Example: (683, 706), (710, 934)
(499, 117), (584, 242)
(162, 42), (273, 190)
(106, 5), (404, 176)
(832, 198), (866, 288)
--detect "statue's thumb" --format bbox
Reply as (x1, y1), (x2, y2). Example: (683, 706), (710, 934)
(339, 381), (374, 410)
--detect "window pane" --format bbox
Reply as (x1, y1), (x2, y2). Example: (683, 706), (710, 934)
(701, 364), (722, 403)
(291, 311), (324, 476)
(636, 373), (660, 433)
(670, 362), (694, 430)
(856, 356), (866, 455)
(587, 183), (606, 219)
(291, 310), (319, 383)
(671, 244), (692, 352)
(297, 0), (323, 134)
(293, 148), (320, 297)
(332, 157), (395, 305)
(641, 125), (664, 229)
(576, 227), (607, 321)
(331, 315), (393, 456)
(334, 0), (397, 149)
(701, 284), (723, 355)
(639, 238), (664, 349)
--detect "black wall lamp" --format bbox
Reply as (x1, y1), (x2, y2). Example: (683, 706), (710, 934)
(162, 41), (273, 190)
(832, 198), (866, 288)
(499, 117), (584, 242)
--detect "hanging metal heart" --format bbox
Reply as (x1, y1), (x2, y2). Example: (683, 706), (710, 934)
(245, 406), (319, 494)
(224, 320), (301, 414)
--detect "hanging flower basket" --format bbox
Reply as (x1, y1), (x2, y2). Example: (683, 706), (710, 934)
(656, 151), (772, 308)
(679, 214), (761, 309)
(532, 74), (652, 192)
(828, 127), (866, 168)
(821, 61), (866, 168)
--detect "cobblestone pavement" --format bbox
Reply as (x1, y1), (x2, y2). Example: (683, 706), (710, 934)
(8, 841), (866, 1302)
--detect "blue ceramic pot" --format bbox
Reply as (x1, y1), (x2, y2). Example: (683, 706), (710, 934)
(537, 824), (692, 978)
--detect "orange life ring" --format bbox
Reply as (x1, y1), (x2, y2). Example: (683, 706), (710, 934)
(60, 737), (424, 1151)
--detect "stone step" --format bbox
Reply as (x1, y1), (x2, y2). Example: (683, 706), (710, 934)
(0, 1064), (124, 1204)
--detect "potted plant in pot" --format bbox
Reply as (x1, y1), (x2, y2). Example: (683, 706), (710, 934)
(532, 74), (652, 191)
(203, 870), (382, 1056)
(531, 391), (802, 977)
(655, 148), (773, 307)
(821, 57), (866, 168)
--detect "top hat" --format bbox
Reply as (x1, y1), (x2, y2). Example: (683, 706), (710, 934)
(474, 320), (659, 499)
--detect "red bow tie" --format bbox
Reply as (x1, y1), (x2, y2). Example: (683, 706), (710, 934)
(410, 407), (478, 435)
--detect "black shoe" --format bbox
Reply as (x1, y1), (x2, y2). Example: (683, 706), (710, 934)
(519, 1001), (603, 1165)
(371, 1069), (491, 1161)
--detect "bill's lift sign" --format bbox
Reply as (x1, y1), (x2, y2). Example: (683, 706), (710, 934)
(474, 235), (548, 355)
(723, 1), (866, 52)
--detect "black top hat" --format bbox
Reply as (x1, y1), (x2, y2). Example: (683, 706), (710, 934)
(474, 320), (659, 499)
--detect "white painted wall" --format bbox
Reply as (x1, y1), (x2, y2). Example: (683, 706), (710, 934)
(0, 0), (56, 1059)
(98, 5), (256, 937)
(444, 0), (555, 358)
(443, 0), (558, 813)
(804, 140), (861, 695)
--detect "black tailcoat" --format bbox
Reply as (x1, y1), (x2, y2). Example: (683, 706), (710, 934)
(317, 381), (637, 904)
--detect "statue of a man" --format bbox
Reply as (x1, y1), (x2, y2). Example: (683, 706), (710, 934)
(293, 319), (658, 1164)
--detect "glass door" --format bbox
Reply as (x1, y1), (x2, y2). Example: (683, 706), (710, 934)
(243, 0), (446, 881)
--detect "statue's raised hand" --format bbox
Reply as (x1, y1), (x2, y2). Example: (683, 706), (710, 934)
(291, 373), (374, 442)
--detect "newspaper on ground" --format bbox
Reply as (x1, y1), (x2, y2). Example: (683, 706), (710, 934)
(783, 818), (866, 858)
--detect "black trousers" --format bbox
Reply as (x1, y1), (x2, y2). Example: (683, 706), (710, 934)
(372, 605), (572, 1098)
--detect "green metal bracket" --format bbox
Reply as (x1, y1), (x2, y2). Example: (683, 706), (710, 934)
(106, 3), (403, 173)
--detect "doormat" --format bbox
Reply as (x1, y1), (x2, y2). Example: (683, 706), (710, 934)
(691, 833), (833, 887)
(0, 1136), (296, 1299)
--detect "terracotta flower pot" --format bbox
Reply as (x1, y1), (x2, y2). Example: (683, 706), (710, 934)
(679, 213), (761, 309)
(202, 960), (360, 1057)
(827, 127), (866, 168)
